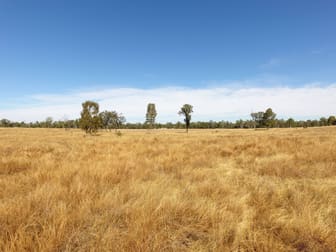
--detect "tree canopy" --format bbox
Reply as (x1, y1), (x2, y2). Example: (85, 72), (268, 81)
(145, 103), (157, 129)
(251, 108), (276, 128)
(79, 101), (101, 134)
(100, 110), (126, 132)
(178, 104), (193, 132)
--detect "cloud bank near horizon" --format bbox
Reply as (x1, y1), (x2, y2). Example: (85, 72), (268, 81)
(1, 84), (336, 123)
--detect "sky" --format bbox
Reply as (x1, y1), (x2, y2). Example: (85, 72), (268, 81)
(0, 0), (335, 122)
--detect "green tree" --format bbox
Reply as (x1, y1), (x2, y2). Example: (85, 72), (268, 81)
(250, 111), (264, 128)
(327, 115), (336, 126)
(263, 108), (276, 128)
(286, 118), (295, 128)
(320, 117), (327, 126)
(79, 101), (101, 134)
(0, 119), (11, 127)
(145, 103), (157, 129)
(100, 110), (126, 132)
(178, 104), (193, 133)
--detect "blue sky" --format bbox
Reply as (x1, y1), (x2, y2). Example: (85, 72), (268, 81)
(0, 0), (336, 122)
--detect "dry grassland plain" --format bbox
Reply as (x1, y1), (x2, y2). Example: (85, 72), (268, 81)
(1, 127), (336, 251)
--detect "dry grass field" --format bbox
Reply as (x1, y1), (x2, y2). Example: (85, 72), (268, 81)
(1, 127), (336, 251)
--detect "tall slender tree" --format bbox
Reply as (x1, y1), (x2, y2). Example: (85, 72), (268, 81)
(178, 104), (193, 133)
(145, 103), (157, 129)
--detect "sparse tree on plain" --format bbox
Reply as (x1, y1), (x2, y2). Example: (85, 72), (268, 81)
(263, 108), (276, 128)
(178, 104), (193, 133)
(79, 101), (101, 134)
(145, 103), (157, 129)
(251, 111), (264, 128)
(251, 109), (276, 128)
(100, 110), (126, 132)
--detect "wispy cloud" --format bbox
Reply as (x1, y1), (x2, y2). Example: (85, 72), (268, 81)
(1, 82), (335, 122)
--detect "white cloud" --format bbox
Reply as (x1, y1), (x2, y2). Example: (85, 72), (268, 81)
(1, 84), (336, 122)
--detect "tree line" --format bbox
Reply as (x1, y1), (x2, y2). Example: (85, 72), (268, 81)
(1, 101), (335, 131)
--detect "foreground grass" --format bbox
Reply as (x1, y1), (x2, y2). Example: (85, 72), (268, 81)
(1, 127), (336, 251)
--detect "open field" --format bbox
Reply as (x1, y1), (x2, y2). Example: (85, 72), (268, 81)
(1, 127), (336, 251)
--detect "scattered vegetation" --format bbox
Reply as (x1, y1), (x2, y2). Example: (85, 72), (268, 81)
(1, 103), (335, 129)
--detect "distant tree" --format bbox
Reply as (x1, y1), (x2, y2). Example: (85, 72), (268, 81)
(100, 110), (126, 132)
(251, 111), (264, 128)
(79, 101), (101, 134)
(311, 120), (320, 127)
(176, 121), (184, 129)
(145, 103), (157, 129)
(327, 115), (336, 126)
(61, 116), (69, 130)
(178, 104), (193, 133)
(45, 117), (53, 128)
(286, 118), (295, 128)
(320, 117), (328, 126)
(263, 108), (276, 128)
(236, 119), (244, 129)
(0, 119), (11, 127)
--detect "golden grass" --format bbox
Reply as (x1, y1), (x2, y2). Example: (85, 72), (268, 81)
(1, 127), (336, 251)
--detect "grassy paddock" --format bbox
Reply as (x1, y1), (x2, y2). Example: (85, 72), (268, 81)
(1, 127), (336, 251)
